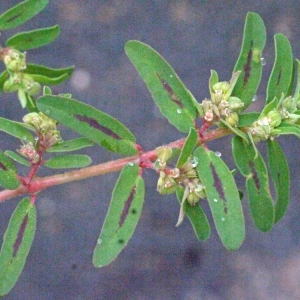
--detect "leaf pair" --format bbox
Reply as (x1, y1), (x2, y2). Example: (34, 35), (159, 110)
(232, 136), (289, 230)
(175, 128), (244, 249)
(0, 0), (58, 51)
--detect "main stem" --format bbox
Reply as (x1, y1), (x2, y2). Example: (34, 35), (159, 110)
(0, 127), (231, 203)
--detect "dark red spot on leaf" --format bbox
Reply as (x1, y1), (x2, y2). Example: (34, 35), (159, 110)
(75, 115), (121, 140)
(243, 40), (253, 86)
(210, 163), (225, 200)
(0, 162), (8, 171)
(249, 160), (260, 190)
(6, 13), (22, 23)
(118, 186), (136, 228)
(13, 214), (28, 257)
(210, 163), (227, 213)
(156, 73), (184, 108)
(276, 67), (282, 85)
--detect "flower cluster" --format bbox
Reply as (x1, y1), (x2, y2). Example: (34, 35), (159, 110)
(0, 48), (41, 107)
(199, 71), (244, 126)
(22, 112), (61, 149)
(154, 146), (206, 226)
(249, 94), (300, 141)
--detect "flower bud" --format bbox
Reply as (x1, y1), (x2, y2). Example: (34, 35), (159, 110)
(23, 112), (57, 132)
(3, 79), (18, 93)
(3, 49), (26, 72)
(187, 192), (200, 206)
(228, 97), (244, 111)
(267, 110), (281, 127)
(225, 112), (239, 126)
(157, 171), (176, 195)
(156, 146), (172, 168)
(213, 81), (230, 94)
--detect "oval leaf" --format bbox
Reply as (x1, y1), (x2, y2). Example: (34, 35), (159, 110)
(0, 198), (36, 296)
(125, 40), (196, 132)
(176, 186), (210, 241)
(0, 0), (49, 30)
(0, 117), (34, 143)
(176, 127), (198, 167)
(47, 137), (94, 153)
(37, 95), (138, 156)
(93, 163), (145, 267)
(266, 33), (293, 103)
(44, 154), (92, 169)
(0, 150), (20, 190)
(232, 136), (274, 231)
(232, 12), (266, 110)
(267, 139), (290, 223)
(6, 25), (60, 51)
(194, 146), (245, 250)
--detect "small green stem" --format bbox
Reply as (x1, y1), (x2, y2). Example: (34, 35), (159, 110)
(0, 127), (231, 203)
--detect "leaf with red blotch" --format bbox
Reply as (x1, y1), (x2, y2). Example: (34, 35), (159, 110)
(93, 163), (144, 267)
(0, 0), (48, 30)
(0, 198), (36, 296)
(194, 146), (245, 250)
(37, 95), (138, 156)
(231, 12), (266, 110)
(125, 40), (197, 133)
(266, 34), (293, 104)
(232, 136), (274, 232)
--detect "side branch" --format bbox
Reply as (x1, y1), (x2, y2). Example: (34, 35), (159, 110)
(0, 127), (231, 203)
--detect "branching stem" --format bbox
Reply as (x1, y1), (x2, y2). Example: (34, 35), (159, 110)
(0, 127), (231, 203)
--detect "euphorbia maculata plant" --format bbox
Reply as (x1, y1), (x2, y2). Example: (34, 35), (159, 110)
(0, 0), (298, 296)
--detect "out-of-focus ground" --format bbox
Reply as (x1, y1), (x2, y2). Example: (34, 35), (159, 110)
(1, 1), (300, 299)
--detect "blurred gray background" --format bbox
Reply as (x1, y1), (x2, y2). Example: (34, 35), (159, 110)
(1, 1), (300, 299)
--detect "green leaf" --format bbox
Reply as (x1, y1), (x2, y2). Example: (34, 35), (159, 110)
(261, 97), (279, 117)
(44, 154), (92, 169)
(47, 138), (94, 152)
(0, 0), (49, 30)
(209, 70), (219, 99)
(0, 198), (36, 296)
(266, 34), (293, 104)
(0, 71), (9, 94)
(93, 163), (145, 267)
(26, 63), (74, 78)
(276, 122), (300, 138)
(0, 117), (34, 143)
(37, 95), (138, 156)
(194, 146), (245, 250)
(5, 25), (60, 51)
(24, 63), (74, 85)
(232, 12), (266, 110)
(0, 150), (20, 190)
(293, 59), (300, 100)
(232, 136), (274, 231)
(267, 139), (290, 223)
(176, 127), (198, 167)
(4, 151), (30, 167)
(176, 187), (210, 241)
(238, 112), (260, 127)
(125, 40), (196, 132)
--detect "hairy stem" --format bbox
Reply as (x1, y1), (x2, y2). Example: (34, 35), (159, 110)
(0, 127), (231, 203)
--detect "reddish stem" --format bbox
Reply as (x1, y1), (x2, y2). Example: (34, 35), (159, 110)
(0, 127), (231, 203)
